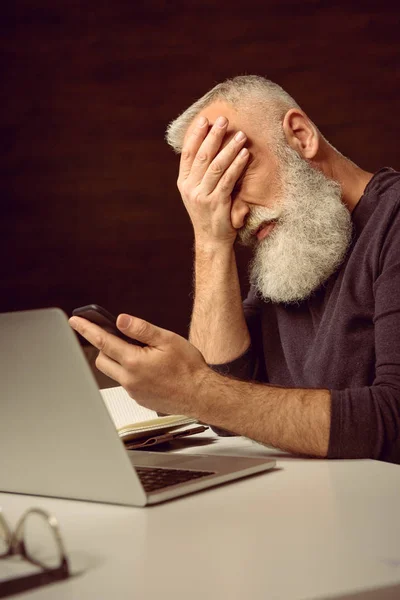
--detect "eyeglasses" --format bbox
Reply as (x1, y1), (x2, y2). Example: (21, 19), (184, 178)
(0, 507), (70, 598)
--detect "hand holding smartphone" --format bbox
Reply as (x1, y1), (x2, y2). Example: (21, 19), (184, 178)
(72, 304), (145, 346)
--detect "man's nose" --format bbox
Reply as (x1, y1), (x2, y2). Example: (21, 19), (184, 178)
(231, 196), (250, 230)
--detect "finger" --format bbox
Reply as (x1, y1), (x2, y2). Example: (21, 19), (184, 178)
(187, 116), (228, 184)
(95, 350), (125, 383)
(212, 148), (250, 199)
(178, 116), (209, 182)
(200, 130), (247, 196)
(69, 316), (133, 364)
(117, 314), (173, 348)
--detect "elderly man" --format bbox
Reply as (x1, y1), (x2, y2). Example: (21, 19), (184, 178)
(70, 75), (400, 462)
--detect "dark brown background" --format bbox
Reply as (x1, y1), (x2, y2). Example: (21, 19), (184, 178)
(2, 0), (400, 337)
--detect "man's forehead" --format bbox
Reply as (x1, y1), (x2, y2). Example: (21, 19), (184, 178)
(189, 100), (261, 150)
(199, 100), (244, 132)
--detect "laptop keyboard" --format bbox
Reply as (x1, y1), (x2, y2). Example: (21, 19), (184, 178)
(135, 466), (216, 493)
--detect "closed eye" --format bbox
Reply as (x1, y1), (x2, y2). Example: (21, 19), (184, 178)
(232, 156), (253, 197)
(232, 179), (243, 196)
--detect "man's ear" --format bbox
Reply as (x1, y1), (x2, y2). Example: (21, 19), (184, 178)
(282, 109), (319, 159)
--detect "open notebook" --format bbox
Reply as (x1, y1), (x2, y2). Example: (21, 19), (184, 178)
(100, 386), (204, 448)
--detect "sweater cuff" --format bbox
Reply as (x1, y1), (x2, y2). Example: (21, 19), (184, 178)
(208, 344), (258, 380)
(327, 389), (342, 458)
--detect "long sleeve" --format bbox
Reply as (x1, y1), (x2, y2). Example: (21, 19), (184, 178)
(328, 196), (400, 461)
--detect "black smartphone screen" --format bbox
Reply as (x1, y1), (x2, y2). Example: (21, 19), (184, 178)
(72, 304), (145, 346)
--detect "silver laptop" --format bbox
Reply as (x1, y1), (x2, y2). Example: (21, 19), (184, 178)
(0, 308), (275, 506)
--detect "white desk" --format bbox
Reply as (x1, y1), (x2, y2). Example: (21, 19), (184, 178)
(1, 433), (400, 600)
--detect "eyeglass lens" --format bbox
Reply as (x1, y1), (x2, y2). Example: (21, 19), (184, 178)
(0, 513), (10, 556)
(16, 511), (64, 570)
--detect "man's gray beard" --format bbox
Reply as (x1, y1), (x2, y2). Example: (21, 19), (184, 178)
(238, 147), (353, 304)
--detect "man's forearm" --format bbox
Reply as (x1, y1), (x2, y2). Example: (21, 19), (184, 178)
(196, 370), (331, 457)
(189, 244), (251, 364)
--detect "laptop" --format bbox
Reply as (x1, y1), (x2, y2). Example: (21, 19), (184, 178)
(0, 308), (276, 506)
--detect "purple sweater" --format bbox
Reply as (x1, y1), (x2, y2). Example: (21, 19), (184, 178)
(214, 168), (400, 463)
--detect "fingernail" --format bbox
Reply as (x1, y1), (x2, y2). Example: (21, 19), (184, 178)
(216, 116), (227, 128)
(235, 131), (246, 142)
(69, 317), (78, 328)
(118, 315), (131, 329)
(197, 116), (207, 127)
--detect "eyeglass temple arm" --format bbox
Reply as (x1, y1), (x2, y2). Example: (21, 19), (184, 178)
(0, 560), (69, 599)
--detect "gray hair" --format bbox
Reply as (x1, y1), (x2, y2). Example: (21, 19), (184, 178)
(165, 75), (301, 153)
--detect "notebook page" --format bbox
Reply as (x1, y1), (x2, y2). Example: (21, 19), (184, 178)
(100, 386), (158, 430)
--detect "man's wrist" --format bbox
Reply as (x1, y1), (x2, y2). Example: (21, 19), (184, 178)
(194, 239), (235, 259)
(193, 368), (231, 425)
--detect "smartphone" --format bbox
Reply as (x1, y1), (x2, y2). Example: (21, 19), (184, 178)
(72, 304), (145, 346)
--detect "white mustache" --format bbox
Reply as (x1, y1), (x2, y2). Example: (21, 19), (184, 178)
(239, 206), (282, 246)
